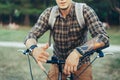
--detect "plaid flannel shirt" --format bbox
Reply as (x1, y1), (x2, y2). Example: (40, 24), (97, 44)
(25, 3), (109, 64)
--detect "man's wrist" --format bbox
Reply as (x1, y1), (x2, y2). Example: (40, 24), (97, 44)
(75, 47), (84, 56)
(74, 49), (83, 58)
(28, 45), (38, 55)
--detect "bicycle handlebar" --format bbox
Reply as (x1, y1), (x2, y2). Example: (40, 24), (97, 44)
(46, 45), (109, 64)
(18, 45), (109, 80)
(20, 45), (109, 64)
(47, 56), (65, 64)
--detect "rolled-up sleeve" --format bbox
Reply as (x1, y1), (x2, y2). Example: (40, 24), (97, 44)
(83, 5), (109, 45)
(76, 4), (109, 55)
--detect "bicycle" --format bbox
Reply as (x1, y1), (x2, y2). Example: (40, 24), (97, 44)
(18, 45), (110, 80)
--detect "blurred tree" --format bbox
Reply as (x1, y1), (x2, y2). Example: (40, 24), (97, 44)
(0, 0), (14, 23)
(108, 0), (120, 26)
(0, 0), (119, 26)
(83, 0), (119, 25)
(108, 0), (120, 14)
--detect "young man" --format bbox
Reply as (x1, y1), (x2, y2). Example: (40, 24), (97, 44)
(24, 0), (109, 80)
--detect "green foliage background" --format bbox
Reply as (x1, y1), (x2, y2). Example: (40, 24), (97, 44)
(0, 0), (119, 25)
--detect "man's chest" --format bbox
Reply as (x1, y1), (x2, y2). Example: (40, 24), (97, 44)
(52, 17), (85, 42)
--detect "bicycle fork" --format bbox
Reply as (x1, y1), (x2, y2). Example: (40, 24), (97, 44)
(58, 63), (62, 80)
(58, 63), (74, 80)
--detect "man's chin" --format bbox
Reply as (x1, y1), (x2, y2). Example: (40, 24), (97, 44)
(60, 6), (69, 10)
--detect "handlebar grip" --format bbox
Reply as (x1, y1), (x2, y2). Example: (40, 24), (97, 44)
(95, 45), (109, 57)
(46, 56), (65, 64)
(96, 50), (104, 57)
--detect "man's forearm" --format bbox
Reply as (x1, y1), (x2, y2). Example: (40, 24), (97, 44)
(76, 36), (107, 55)
(25, 38), (37, 49)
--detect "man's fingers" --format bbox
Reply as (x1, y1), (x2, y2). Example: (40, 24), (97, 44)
(37, 61), (46, 71)
(67, 66), (71, 75)
(70, 66), (74, 73)
(38, 55), (49, 60)
(37, 58), (47, 63)
(41, 43), (49, 50)
(43, 52), (49, 57)
(73, 66), (77, 72)
(64, 64), (67, 74)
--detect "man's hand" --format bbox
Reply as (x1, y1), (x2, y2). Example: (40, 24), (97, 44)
(32, 43), (49, 71)
(64, 49), (82, 75)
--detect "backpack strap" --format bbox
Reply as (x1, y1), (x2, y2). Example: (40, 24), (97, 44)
(49, 3), (86, 28)
(48, 6), (58, 29)
(48, 6), (58, 46)
(75, 3), (86, 27)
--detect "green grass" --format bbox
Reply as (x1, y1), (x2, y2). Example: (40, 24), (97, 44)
(107, 27), (120, 45)
(0, 26), (50, 43)
(0, 26), (120, 80)
(107, 56), (120, 80)
(0, 47), (52, 80)
(0, 47), (120, 80)
(0, 26), (120, 45)
(0, 27), (28, 42)
(92, 53), (120, 80)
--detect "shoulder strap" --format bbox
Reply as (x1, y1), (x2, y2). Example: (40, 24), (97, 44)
(48, 6), (58, 29)
(48, 6), (58, 46)
(75, 3), (86, 27)
(49, 3), (86, 29)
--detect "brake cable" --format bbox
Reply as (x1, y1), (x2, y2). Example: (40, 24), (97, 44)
(74, 50), (102, 79)
(18, 49), (51, 80)
(27, 54), (34, 80)
(74, 46), (109, 79)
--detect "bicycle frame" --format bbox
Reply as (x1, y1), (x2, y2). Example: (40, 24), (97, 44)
(46, 56), (74, 80)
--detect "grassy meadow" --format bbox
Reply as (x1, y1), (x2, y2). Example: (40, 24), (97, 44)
(0, 47), (120, 80)
(0, 26), (120, 80)
(0, 47), (52, 80)
(0, 26), (120, 45)
(0, 26), (50, 43)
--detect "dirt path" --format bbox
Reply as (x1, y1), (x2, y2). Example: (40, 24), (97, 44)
(0, 41), (120, 53)
(0, 41), (53, 49)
